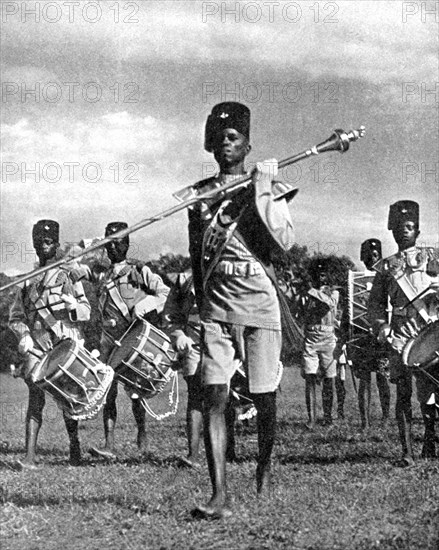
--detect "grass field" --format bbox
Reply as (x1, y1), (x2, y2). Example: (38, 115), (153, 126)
(1, 367), (438, 550)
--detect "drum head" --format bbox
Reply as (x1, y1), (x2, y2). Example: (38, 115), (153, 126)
(404, 322), (439, 367)
(108, 321), (145, 369)
(33, 339), (75, 382)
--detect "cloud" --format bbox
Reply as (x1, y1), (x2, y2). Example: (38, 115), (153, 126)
(1, 111), (178, 165)
(2, 1), (435, 88)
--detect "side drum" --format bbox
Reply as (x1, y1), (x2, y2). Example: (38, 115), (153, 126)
(32, 339), (114, 421)
(402, 321), (439, 375)
(108, 320), (177, 400)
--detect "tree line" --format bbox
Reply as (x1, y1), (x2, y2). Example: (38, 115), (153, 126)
(0, 249), (356, 372)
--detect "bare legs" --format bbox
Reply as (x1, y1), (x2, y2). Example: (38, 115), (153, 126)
(185, 375), (204, 466)
(22, 381), (80, 467)
(305, 374), (317, 430)
(197, 384), (230, 517)
(395, 374), (414, 466)
(253, 392), (276, 496)
(21, 382), (45, 467)
(92, 381), (146, 459)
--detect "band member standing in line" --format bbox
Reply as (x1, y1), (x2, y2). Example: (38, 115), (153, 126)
(186, 102), (295, 518)
(163, 271), (204, 469)
(74, 222), (169, 459)
(352, 239), (391, 430)
(368, 201), (439, 465)
(9, 220), (91, 468)
(302, 258), (340, 429)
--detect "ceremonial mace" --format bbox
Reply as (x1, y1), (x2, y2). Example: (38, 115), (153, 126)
(0, 126), (365, 293)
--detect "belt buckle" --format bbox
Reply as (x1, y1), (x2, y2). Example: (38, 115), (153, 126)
(235, 263), (246, 277)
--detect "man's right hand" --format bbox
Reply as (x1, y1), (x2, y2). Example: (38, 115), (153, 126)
(18, 334), (34, 354)
(175, 334), (194, 354)
(377, 323), (391, 344)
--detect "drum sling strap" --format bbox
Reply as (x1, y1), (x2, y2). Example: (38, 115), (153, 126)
(28, 270), (66, 346)
(104, 265), (133, 321)
(200, 195), (304, 353)
(392, 272), (431, 324)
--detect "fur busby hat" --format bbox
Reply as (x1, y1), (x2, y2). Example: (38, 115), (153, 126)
(32, 219), (59, 245)
(105, 221), (129, 244)
(204, 102), (250, 152)
(360, 238), (382, 263)
(388, 200), (419, 230)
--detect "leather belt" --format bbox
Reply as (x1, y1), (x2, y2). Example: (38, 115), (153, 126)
(216, 260), (264, 277)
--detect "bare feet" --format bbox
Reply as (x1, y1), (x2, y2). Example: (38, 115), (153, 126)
(397, 454), (415, 468)
(89, 447), (117, 460)
(180, 456), (201, 470)
(191, 496), (232, 520)
(17, 457), (41, 470)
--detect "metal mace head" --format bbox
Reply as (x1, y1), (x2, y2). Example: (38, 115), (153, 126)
(314, 126), (366, 155)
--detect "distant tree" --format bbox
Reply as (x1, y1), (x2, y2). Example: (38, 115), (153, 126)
(0, 273), (20, 372)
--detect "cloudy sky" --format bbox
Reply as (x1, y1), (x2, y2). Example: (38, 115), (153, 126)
(1, 0), (438, 275)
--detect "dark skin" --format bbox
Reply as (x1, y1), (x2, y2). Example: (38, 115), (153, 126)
(34, 237), (59, 266)
(195, 128), (277, 519)
(391, 219), (420, 465)
(392, 220), (419, 252)
(212, 128), (251, 175)
(98, 235), (148, 455)
(304, 270), (337, 428)
(358, 250), (391, 429)
(21, 236), (81, 468)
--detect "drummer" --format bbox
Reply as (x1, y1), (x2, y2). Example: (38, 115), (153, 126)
(77, 222), (169, 460)
(9, 220), (91, 468)
(368, 201), (439, 464)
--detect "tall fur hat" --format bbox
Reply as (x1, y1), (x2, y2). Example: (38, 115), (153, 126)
(204, 102), (250, 152)
(388, 200), (419, 230)
(32, 219), (59, 245)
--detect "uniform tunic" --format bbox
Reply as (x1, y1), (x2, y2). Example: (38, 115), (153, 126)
(9, 259), (90, 377)
(96, 260), (170, 361)
(302, 287), (340, 378)
(187, 171), (294, 392)
(368, 246), (439, 403)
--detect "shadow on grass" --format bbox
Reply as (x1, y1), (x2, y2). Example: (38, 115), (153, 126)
(278, 451), (391, 465)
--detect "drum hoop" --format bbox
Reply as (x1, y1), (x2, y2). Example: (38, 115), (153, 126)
(401, 338), (415, 366)
(402, 322), (439, 367)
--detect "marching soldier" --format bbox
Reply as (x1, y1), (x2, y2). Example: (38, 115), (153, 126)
(9, 220), (91, 468)
(186, 102), (296, 518)
(352, 239), (391, 429)
(78, 222), (170, 459)
(368, 201), (439, 465)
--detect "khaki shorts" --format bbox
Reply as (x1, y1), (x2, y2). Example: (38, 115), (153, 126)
(201, 320), (282, 394)
(302, 327), (337, 378)
(178, 346), (201, 378)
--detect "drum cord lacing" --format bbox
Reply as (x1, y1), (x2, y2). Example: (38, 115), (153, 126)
(139, 370), (179, 420)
